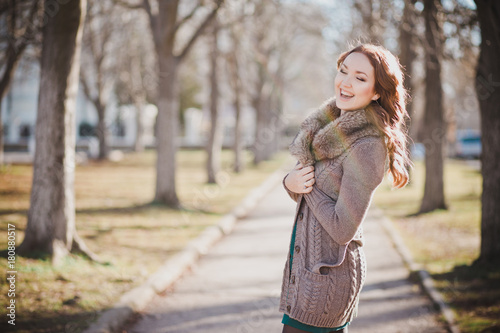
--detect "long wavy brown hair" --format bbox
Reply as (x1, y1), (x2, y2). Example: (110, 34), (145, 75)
(337, 44), (412, 188)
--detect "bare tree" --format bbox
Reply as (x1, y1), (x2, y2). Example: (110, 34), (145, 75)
(250, 34), (271, 165)
(398, 0), (418, 182)
(217, 1), (257, 173)
(227, 29), (244, 173)
(0, 0), (42, 165)
(80, 0), (117, 160)
(399, 0), (417, 132)
(248, 0), (324, 165)
(18, 0), (100, 265)
(114, 10), (156, 153)
(128, 55), (149, 152)
(117, 0), (224, 208)
(206, 20), (222, 184)
(419, 0), (447, 213)
(474, 0), (500, 265)
(350, 0), (394, 43)
(352, 0), (379, 42)
(249, 0), (288, 165)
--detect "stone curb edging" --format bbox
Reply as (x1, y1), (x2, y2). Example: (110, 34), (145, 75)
(372, 207), (460, 333)
(83, 166), (288, 333)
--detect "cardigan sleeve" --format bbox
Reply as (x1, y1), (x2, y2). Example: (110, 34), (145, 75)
(302, 139), (387, 245)
(283, 174), (301, 202)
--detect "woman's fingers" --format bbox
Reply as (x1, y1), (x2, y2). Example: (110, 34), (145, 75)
(305, 177), (315, 186)
(300, 165), (314, 176)
(286, 162), (316, 194)
(303, 184), (314, 193)
(299, 165), (315, 191)
(303, 171), (315, 181)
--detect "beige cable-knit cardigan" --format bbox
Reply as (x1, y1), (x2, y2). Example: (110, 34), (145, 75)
(279, 97), (388, 328)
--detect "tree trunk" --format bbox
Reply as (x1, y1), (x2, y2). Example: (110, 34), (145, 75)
(253, 63), (267, 165)
(418, 0), (447, 214)
(130, 54), (146, 153)
(154, 55), (180, 207)
(268, 59), (285, 158)
(261, 94), (276, 161)
(18, 0), (99, 265)
(206, 22), (222, 184)
(0, 103), (3, 166)
(133, 99), (145, 152)
(149, 0), (223, 208)
(270, 98), (282, 156)
(399, 0), (417, 181)
(233, 95), (243, 173)
(474, 0), (500, 265)
(257, 88), (280, 163)
(366, 0), (377, 42)
(253, 97), (265, 165)
(80, 0), (115, 161)
(146, 0), (222, 207)
(228, 49), (243, 173)
(96, 103), (109, 160)
(253, 93), (278, 164)
(353, 0), (381, 43)
(151, 1), (181, 207)
(399, 0), (417, 123)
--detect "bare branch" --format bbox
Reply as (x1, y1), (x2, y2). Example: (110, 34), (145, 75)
(218, 11), (254, 30)
(79, 70), (96, 105)
(113, 0), (143, 10)
(7, 0), (16, 38)
(174, 1), (202, 33)
(141, 0), (154, 24)
(18, 0), (41, 42)
(176, 0), (224, 61)
(0, 2), (9, 15)
(141, 0), (159, 51)
(85, 14), (104, 76)
(0, 42), (27, 98)
(0, 0), (41, 99)
(113, 0), (158, 48)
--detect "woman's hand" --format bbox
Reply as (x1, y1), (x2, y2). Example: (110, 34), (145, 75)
(284, 163), (315, 194)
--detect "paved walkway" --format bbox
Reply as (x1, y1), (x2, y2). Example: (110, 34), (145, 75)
(126, 182), (448, 333)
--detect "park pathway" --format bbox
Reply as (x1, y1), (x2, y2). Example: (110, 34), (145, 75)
(126, 182), (448, 333)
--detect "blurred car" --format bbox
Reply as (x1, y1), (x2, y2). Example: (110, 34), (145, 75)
(455, 135), (482, 159)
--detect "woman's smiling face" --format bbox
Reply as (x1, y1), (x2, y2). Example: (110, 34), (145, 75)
(334, 52), (380, 112)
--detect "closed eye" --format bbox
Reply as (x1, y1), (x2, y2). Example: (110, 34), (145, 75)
(357, 77), (366, 82)
(340, 69), (347, 74)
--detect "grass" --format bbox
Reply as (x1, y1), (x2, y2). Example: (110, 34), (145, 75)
(373, 158), (500, 333)
(0, 149), (289, 333)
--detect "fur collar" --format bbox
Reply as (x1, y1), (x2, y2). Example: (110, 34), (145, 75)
(289, 97), (383, 166)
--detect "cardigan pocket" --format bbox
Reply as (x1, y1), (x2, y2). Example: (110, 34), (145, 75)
(311, 244), (348, 274)
(296, 268), (331, 314)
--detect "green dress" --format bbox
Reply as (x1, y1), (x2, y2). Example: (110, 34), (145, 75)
(281, 221), (350, 333)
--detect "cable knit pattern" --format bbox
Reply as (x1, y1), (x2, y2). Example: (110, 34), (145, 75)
(280, 98), (387, 328)
(312, 218), (322, 267)
(342, 245), (359, 319)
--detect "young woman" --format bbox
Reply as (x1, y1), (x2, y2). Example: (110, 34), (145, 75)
(280, 44), (411, 333)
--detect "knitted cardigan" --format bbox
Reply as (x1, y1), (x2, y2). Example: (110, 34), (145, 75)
(279, 97), (388, 328)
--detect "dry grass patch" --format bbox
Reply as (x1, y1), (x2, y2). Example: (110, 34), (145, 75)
(0, 149), (288, 333)
(373, 159), (499, 332)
